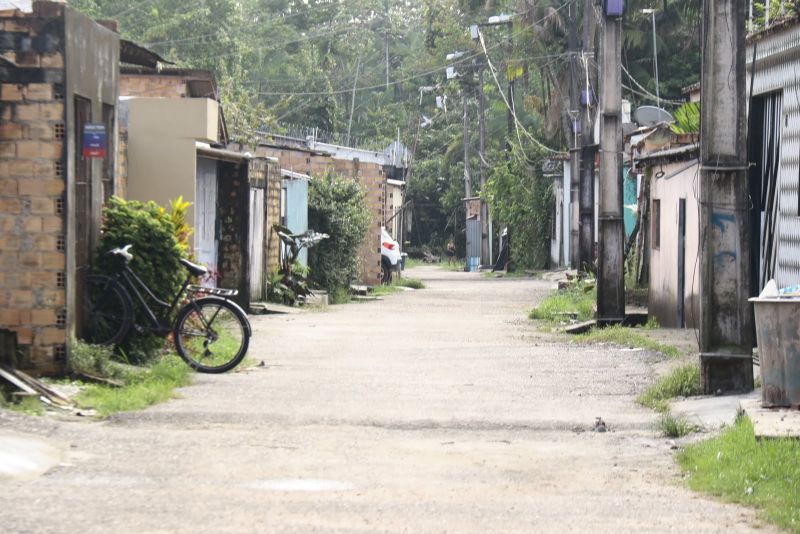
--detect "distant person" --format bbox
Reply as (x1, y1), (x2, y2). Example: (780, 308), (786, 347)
(446, 240), (455, 265)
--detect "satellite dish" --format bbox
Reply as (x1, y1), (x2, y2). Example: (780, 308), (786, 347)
(634, 106), (675, 127)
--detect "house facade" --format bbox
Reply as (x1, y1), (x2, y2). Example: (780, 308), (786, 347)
(256, 134), (404, 286)
(0, 1), (119, 374)
(639, 145), (701, 328)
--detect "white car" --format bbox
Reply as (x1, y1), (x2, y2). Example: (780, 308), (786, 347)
(381, 227), (405, 284)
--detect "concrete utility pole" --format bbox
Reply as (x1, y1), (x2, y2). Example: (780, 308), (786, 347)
(478, 66), (491, 266)
(699, 0), (754, 393)
(597, 3), (625, 323)
(568, 3), (581, 270)
(579, 0), (597, 273)
(463, 87), (472, 199)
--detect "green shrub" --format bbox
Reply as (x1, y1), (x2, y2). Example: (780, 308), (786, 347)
(308, 171), (370, 295)
(94, 196), (187, 362)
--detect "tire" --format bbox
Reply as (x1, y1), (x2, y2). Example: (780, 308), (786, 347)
(381, 258), (393, 285)
(173, 297), (250, 373)
(83, 275), (132, 346)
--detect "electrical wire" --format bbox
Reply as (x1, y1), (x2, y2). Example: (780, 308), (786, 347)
(477, 29), (566, 155)
(621, 64), (684, 106)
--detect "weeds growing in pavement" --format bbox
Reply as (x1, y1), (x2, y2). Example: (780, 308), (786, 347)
(76, 355), (192, 417)
(529, 283), (596, 323)
(637, 363), (702, 412)
(658, 412), (699, 437)
(574, 325), (681, 358)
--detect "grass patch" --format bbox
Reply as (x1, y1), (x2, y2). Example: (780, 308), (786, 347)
(637, 363), (702, 412)
(529, 284), (596, 323)
(369, 277), (426, 297)
(574, 325), (681, 358)
(658, 411), (699, 437)
(678, 417), (800, 532)
(76, 355), (192, 417)
(403, 258), (425, 270)
(395, 277), (425, 289)
(0, 394), (45, 415)
(370, 284), (401, 297)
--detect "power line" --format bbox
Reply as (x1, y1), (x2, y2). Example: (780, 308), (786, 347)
(112, 0), (156, 19)
(477, 29), (566, 155)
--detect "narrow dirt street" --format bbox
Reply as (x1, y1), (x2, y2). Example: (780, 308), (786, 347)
(0, 267), (773, 533)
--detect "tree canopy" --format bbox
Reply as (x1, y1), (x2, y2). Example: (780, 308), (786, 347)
(69, 0), (700, 268)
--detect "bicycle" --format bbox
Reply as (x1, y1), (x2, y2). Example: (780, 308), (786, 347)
(83, 245), (252, 373)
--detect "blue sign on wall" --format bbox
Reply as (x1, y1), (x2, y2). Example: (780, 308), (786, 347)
(82, 123), (107, 158)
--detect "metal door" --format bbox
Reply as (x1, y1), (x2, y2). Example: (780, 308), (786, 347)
(677, 198), (686, 327)
(283, 178), (309, 266)
(248, 187), (265, 300)
(195, 157), (218, 286)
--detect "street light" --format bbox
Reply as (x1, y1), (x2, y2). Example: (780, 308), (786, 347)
(642, 8), (660, 108)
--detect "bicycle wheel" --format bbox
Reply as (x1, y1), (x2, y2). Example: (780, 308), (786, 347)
(173, 297), (250, 373)
(83, 275), (132, 345)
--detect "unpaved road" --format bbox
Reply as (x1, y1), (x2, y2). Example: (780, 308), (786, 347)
(0, 267), (774, 533)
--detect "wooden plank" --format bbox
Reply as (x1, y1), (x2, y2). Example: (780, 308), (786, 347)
(741, 398), (800, 439)
(0, 365), (71, 406)
(563, 320), (597, 335)
(0, 366), (37, 395)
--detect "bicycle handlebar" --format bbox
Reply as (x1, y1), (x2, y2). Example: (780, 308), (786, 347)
(109, 244), (133, 262)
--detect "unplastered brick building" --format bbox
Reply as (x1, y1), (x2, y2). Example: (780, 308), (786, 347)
(0, 1), (119, 374)
(256, 134), (405, 287)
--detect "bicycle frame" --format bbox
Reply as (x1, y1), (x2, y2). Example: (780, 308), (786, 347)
(114, 264), (193, 334)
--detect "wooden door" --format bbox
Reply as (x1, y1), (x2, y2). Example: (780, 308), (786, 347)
(248, 187), (265, 300)
(195, 157), (218, 287)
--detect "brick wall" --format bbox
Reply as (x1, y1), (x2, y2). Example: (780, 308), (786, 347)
(332, 158), (384, 286)
(255, 145), (386, 285)
(0, 7), (67, 374)
(265, 158), (281, 274)
(215, 160), (249, 308)
(120, 74), (187, 98)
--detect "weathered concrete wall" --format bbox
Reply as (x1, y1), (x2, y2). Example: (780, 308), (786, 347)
(648, 161), (700, 328)
(126, 97), (218, 229)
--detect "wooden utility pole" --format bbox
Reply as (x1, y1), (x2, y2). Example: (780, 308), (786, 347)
(699, 0), (754, 393)
(568, 3), (581, 269)
(597, 4), (625, 323)
(579, 0), (597, 272)
(478, 66), (491, 266)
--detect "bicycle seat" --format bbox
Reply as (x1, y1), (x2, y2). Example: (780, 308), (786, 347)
(180, 258), (208, 277)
